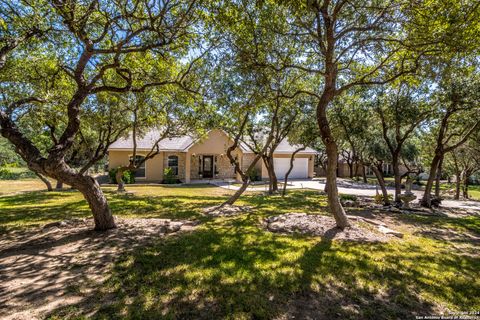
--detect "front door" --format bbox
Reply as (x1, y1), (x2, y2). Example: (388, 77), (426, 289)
(203, 155), (214, 178)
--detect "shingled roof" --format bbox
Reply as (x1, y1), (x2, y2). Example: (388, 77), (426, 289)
(108, 129), (318, 154)
(108, 129), (194, 151)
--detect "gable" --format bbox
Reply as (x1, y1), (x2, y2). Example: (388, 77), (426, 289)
(188, 129), (241, 154)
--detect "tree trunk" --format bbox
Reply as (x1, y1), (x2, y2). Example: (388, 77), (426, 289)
(434, 155), (444, 197)
(362, 165), (367, 183)
(348, 161), (354, 179)
(268, 156), (278, 194)
(462, 171), (470, 199)
(44, 162), (117, 231)
(421, 154), (441, 207)
(224, 179), (250, 205)
(282, 147), (306, 197)
(116, 167), (127, 192)
(263, 156), (278, 194)
(56, 180), (63, 190)
(454, 172), (461, 200)
(223, 149), (267, 206)
(317, 98), (350, 229)
(392, 155), (402, 205)
(353, 161), (359, 180)
(74, 175), (116, 230)
(371, 165), (390, 206)
(35, 171), (53, 191)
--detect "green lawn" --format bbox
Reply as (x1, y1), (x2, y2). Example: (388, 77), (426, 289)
(439, 183), (480, 201)
(1, 184), (479, 319)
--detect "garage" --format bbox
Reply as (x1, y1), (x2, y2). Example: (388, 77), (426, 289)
(273, 157), (309, 179)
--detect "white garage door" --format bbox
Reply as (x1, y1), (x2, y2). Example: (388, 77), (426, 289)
(274, 158), (308, 179)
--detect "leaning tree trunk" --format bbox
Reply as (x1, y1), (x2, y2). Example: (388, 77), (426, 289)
(224, 178), (250, 205)
(34, 171), (53, 191)
(421, 154), (441, 207)
(317, 98), (350, 229)
(42, 161), (117, 231)
(74, 175), (116, 230)
(371, 165), (390, 206)
(282, 147), (306, 196)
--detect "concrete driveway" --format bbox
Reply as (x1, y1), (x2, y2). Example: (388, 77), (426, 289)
(213, 178), (480, 211)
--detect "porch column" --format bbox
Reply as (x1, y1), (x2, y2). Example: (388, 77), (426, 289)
(185, 151), (191, 183)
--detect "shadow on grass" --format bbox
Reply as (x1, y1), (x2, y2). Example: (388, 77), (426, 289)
(0, 188), (329, 233)
(0, 187), (227, 232)
(241, 190), (329, 216)
(46, 213), (480, 319)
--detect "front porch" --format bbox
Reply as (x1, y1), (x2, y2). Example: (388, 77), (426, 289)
(186, 153), (238, 183)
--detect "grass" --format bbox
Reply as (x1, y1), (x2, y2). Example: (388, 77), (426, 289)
(439, 183), (480, 201)
(1, 182), (479, 319)
(0, 178), (48, 195)
(0, 166), (36, 180)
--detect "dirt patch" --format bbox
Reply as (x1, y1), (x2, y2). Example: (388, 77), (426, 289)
(203, 204), (252, 217)
(265, 213), (391, 242)
(0, 217), (197, 320)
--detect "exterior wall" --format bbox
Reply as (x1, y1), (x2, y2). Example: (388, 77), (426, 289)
(163, 152), (186, 181)
(260, 153), (315, 179)
(108, 150), (165, 181)
(188, 129), (242, 181)
(241, 153), (261, 177)
(148, 153), (164, 181)
(108, 150), (131, 169)
(108, 129), (318, 183)
(189, 129), (235, 154)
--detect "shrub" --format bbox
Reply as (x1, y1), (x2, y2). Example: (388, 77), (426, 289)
(0, 168), (15, 179)
(374, 193), (393, 204)
(0, 167), (36, 180)
(248, 168), (261, 182)
(340, 194), (357, 202)
(163, 167), (177, 184)
(108, 167), (135, 184)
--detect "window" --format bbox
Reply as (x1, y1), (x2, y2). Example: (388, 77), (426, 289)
(129, 155), (146, 178)
(168, 155), (178, 175)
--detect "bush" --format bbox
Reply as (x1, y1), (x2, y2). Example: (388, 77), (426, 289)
(340, 194), (357, 202)
(108, 167), (135, 184)
(0, 168), (15, 179)
(374, 193), (393, 204)
(163, 167), (177, 184)
(248, 168), (261, 182)
(0, 167), (36, 180)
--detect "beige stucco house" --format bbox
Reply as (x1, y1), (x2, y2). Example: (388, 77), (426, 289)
(108, 129), (317, 183)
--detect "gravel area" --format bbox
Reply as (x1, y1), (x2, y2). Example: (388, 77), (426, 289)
(265, 213), (390, 242)
(203, 204), (253, 217)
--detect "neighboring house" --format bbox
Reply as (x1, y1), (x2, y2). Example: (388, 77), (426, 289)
(108, 129), (317, 183)
(314, 155), (409, 178)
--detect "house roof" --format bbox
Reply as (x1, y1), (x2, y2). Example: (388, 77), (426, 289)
(108, 129), (318, 155)
(109, 129), (194, 151)
(272, 139), (318, 154)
